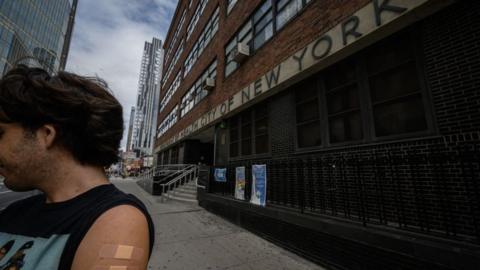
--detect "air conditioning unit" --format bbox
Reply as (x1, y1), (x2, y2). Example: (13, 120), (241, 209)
(232, 42), (250, 63)
(180, 102), (186, 109)
(187, 94), (194, 102)
(202, 77), (215, 91)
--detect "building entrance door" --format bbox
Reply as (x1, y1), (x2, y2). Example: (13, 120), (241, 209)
(183, 140), (214, 165)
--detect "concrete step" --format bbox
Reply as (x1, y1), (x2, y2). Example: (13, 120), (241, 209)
(167, 185), (196, 194)
(180, 185), (197, 191)
(161, 179), (198, 204)
(171, 192), (196, 200)
(164, 192), (197, 203)
(166, 188), (196, 199)
(174, 188), (196, 196)
(170, 191), (196, 199)
(173, 185), (197, 192)
(169, 183), (196, 191)
(173, 181), (196, 190)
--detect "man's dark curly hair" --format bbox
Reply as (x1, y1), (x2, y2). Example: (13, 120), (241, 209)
(0, 65), (123, 167)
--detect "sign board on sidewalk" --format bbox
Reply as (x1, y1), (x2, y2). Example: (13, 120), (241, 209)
(251, 164), (267, 206)
(235, 167), (246, 200)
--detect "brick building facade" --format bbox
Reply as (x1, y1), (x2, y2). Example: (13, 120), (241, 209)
(155, 0), (480, 268)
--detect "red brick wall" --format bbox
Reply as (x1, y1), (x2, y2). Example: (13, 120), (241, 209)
(156, 0), (370, 147)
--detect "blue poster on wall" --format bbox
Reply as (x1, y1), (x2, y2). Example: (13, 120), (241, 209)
(251, 164), (267, 206)
(214, 168), (227, 182)
(235, 167), (246, 200)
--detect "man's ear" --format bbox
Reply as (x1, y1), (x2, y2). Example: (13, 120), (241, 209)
(36, 124), (57, 149)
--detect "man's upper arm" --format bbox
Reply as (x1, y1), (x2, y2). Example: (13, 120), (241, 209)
(71, 205), (150, 270)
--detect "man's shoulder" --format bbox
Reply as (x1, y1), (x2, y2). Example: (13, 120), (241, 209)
(70, 204), (151, 270)
(70, 184), (154, 240)
(93, 186), (153, 238)
(68, 185), (154, 270)
(92, 184), (148, 212)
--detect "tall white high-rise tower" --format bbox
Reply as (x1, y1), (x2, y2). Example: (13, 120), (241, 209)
(130, 37), (163, 156)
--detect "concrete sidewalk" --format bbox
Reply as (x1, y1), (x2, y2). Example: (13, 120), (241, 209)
(111, 178), (325, 270)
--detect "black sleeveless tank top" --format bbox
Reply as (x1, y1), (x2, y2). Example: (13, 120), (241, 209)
(0, 184), (154, 270)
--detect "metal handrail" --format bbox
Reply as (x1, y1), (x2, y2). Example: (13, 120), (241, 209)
(160, 165), (198, 202)
(154, 164), (194, 175)
(136, 166), (156, 193)
(159, 165), (196, 185)
(137, 164), (192, 180)
(160, 165), (197, 188)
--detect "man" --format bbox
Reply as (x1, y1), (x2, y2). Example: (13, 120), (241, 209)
(0, 65), (154, 270)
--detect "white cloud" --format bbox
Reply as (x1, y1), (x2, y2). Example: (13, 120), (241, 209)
(66, 0), (176, 150)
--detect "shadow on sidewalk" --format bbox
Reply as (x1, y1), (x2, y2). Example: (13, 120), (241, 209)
(111, 178), (324, 270)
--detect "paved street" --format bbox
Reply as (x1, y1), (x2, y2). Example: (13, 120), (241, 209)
(112, 178), (325, 270)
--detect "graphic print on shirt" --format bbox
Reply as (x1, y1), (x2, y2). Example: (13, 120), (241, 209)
(0, 241), (34, 270)
(0, 240), (14, 261)
(0, 233), (69, 270)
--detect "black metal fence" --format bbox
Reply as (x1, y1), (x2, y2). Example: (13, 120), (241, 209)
(208, 144), (480, 244)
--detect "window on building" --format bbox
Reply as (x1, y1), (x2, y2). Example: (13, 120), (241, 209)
(162, 39), (184, 87)
(180, 86), (195, 117)
(186, 0), (209, 40)
(294, 30), (431, 149)
(225, 21), (252, 76)
(276, 0), (302, 30)
(162, 150), (170, 165)
(229, 116), (239, 157)
(184, 6), (219, 77)
(196, 59), (217, 102)
(170, 146), (179, 164)
(227, 0), (238, 14)
(224, 0), (311, 77)
(181, 60), (217, 117)
(160, 71), (182, 112)
(295, 79), (321, 148)
(165, 10), (186, 66)
(324, 60), (363, 143)
(240, 112), (252, 155)
(229, 104), (269, 158)
(253, 0), (274, 51)
(157, 105), (179, 138)
(366, 37), (427, 137)
(254, 106), (269, 154)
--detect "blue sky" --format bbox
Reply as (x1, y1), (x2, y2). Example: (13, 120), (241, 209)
(66, 0), (177, 150)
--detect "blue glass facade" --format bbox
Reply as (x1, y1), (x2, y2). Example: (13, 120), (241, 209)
(0, 0), (78, 75)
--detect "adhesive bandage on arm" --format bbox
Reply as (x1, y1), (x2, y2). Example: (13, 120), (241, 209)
(91, 245), (145, 270)
(93, 266), (139, 270)
(99, 244), (144, 260)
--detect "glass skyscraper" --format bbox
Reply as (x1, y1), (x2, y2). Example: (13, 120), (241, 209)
(0, 0), (78, 75)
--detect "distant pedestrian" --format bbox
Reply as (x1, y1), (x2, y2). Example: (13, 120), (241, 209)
(0, 65), (154, 270)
